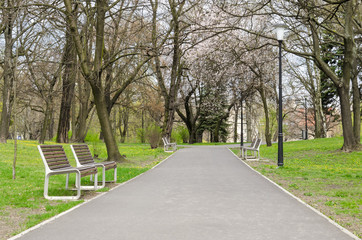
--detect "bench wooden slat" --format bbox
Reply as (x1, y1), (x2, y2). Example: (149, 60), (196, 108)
(39, 145), (71, 169)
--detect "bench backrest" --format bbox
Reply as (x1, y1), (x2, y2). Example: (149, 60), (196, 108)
(38, 145), (71, 170)
(71, 144), (95, 166)
(162, 137), (168, 145)
(250, 138), (257, 148)
(254, 138), (262, 150)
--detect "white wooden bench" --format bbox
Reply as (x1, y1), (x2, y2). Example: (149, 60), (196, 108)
(71, 144), (117, 189)
(38, 145), (98, 200)
(240, 138), (256, 158)
(241, 138), (262, 160)
(162, 137), (177, 152)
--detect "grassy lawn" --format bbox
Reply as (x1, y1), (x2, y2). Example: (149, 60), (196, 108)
(0, 140), (171, 239)
(231, 137), (362, 238)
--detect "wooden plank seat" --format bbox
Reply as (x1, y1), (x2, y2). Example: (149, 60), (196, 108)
(162, 137), (177, 152)
(241, 138), (262, 160)
(38, 145), (98, 200)
(70, 144), (117, 189)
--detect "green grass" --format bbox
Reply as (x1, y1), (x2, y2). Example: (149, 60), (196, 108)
(0, 140), (171, 239)
(231, 137), (362, 238)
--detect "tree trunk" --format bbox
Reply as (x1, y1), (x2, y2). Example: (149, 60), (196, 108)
(196, 130), (203, 143)
(39, 102), (53, 144)
(351, 74), (360, 144)
(214, 120), (221, 143)
(313, 95), (326, 138)
(246, 101), (252, 142)
(56, 30), (76, 143)
(92, 85), (123, 161)
(233, 104), (239, 143)
(273, 85), (279, 142)
(164, 98), (176, 140)
(313, 69), (326, 138)
(258, 86), (272, 146)
(339, 1), (359, 150)
(73, 82), (92, 142)
(0, 6), (14, 143)
(140, 110), (145, 143)
(345, 0), (360, 146)
(337, 86), (358, 151)
(119, 108), (129, 144)
(48, 113), (54, 140)
(189, 129), (196, 144)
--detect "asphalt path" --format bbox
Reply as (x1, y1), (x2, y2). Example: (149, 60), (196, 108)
(13, 146), (357, 240)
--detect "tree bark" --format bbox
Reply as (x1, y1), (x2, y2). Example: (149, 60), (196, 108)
(258, 85), (272, 146)
(341, 0), (359, 149)
(73, 79), (92, 142)
(118, 107), (129, 144)
(246, 100), (252, 142)
(92, 85), (122, 161)
(214, 119), (221, 142)
(176, 81), (201, 144)
(0, 3), (15, 143)
(313, 67), (326, 138)
(351, 73), (360, 144)
(39, 102), (53, 144)
(233, 104), (239, 143)
(56, 29), (76, 143)
(338, 86), (357, 151)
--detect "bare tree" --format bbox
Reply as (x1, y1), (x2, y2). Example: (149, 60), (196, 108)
(64, 0), (125, 161)
(0, 0), (21, 143)
(56, 11), (77, 143)
(272, 0), (361, 150)
(216, 0), (361, 151)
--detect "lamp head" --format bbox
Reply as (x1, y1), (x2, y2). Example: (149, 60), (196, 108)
(274, 24), (287, 41)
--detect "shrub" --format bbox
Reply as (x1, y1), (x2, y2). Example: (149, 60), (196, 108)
(84, 131), (101, 143)
(146, 124), (161, 149)
(173, 125), (189, 143)
(85, 131), (102, 158)
(136, 128), (146, 143)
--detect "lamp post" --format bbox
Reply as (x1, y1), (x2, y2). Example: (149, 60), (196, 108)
(275, 25), (286, 167)
(304, 97), (308, 140)
(240, 98), (243, 147)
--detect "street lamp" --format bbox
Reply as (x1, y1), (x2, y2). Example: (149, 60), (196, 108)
(274, 24), (286, 167)
(240, 98), (243, 147)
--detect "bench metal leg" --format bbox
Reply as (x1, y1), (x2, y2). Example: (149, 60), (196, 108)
(44, 172), (81, 201)
(66, 173), (69, 190)
(79, 173), (98, 190)
(101, 167), (106, 188)
(90, 166), (117, 186)
(245, 150), (260, 161)
(113, 167), (117, 182)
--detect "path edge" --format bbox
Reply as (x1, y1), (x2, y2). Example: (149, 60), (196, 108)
(7, 151), (177, 240)
(227, 147), (360, 240)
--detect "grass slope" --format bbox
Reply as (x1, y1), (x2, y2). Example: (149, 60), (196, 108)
(231, 137), (362, 238)
(0, 140), (171, 239)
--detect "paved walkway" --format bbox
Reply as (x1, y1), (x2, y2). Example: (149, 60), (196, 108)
(14, 147), (356, 240)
